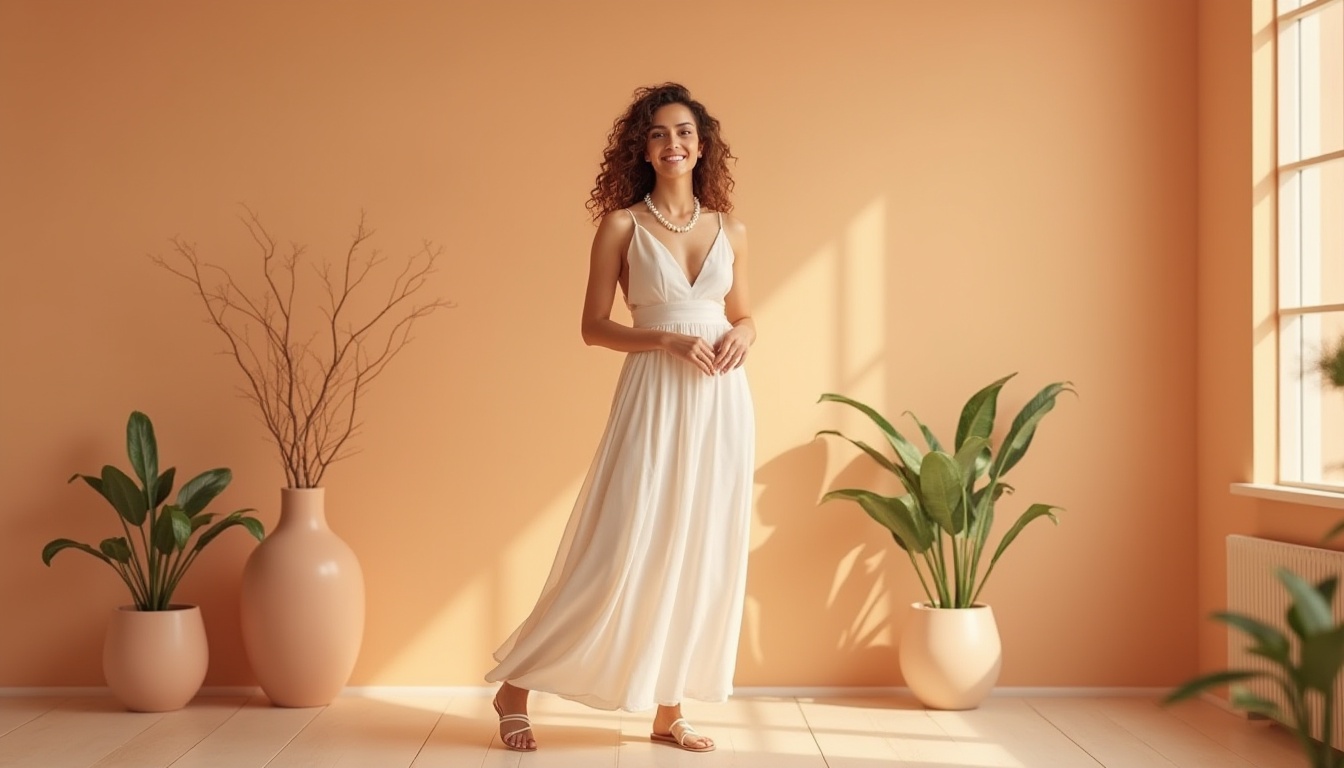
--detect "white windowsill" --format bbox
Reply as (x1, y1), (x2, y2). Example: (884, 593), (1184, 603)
(1230, 482), (1344, 510)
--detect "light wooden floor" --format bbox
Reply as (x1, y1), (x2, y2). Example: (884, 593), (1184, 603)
(0, 692), (1313, 767)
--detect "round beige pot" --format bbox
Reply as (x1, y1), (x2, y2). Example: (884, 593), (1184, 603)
(103, 604), (208, 712)
(898, 602), (1002, 710)
(241, 487), (364, 708)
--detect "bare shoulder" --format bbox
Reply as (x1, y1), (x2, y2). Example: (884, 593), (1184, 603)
(593, 207), (637, 248)
(718, 212), (748, 237)
(716, 211), (749, 254)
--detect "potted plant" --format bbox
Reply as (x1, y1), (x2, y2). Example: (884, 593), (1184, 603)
(816, 373), (1073, 709)
(1165, 564), (1344, 768)
(152, 208), (451, 706)
(42, 410), (264, 712)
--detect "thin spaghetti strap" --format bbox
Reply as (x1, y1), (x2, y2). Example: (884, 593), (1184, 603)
(717, 211), (724, 232)
(627, 208), (638, 225)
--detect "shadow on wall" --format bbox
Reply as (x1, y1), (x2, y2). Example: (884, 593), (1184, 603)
(744, 440), (911, 687)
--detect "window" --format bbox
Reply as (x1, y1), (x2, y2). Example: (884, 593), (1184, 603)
(1278, 0), (1344, 489)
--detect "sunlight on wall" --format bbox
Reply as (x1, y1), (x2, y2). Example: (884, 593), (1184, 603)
(743, 197), (894, 662)
(370, 478), (581, 684)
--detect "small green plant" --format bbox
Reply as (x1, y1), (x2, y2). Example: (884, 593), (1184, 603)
(1165, 567), (1344, 768)
(42, 411), (265, 610)
(816, 373), (1073, 609)
(1319, 336), (1344, 391)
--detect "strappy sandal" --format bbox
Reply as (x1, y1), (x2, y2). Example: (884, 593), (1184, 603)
(492, 698), (537, 752)
(650, 717), (715, 753)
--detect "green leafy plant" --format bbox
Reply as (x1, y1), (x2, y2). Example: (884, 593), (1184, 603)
(42, 411), (265, 611)
(816, 373), (1073, 609)
(1319, 335), (1344, 392)
(1165, 567), (1344, 768)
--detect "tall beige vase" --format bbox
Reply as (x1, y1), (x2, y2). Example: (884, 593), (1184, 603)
(898, 602), (1002, 710)
(240, 487), (364, 707)
(103, 604), (208, 712)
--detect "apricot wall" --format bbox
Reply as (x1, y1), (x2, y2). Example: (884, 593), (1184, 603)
(0, 0), (1199, 688)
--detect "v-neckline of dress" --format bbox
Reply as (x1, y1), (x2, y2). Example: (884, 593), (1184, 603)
(634, 219), (724, 289)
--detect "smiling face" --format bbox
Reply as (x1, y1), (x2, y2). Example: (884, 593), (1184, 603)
(644, 102), (702, 179)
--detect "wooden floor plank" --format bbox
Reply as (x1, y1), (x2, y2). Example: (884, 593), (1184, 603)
(266, 694), (449, 768)
(1084, 697), (1270, 768)
(797, 697), (913, 766)
(925, 697), (1104, 767)
(90, 696), (248, 768)
(0, 696), (63, 739)
(408, 696), (500, 768)
(170, 695), (322, 768)
(0, 697), (161, 768)
(1163, 698), (1304, 768)
(712, 697), (827, 767)
(1028, 697), (1179, 768)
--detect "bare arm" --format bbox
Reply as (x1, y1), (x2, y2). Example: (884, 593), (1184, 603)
(580, 211), (670, 352)
(713, 215), (756, 371)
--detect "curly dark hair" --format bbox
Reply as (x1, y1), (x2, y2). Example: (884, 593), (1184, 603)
(587, 82), (736, 222)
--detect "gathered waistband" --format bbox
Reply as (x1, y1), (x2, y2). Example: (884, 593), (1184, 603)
(631, 300), (728, 328)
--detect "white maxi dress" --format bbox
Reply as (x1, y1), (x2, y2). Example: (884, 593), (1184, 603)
(485, 211), (755, 712)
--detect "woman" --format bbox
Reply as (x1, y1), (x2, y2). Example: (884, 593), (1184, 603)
(485, 82), (756, 754)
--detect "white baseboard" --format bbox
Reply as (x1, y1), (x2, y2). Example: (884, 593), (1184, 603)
(0, 685), (1173, 699)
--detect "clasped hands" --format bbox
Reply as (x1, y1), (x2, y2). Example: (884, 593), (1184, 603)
(665, 327), (751, 376)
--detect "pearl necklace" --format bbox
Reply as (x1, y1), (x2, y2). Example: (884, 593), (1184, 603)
(643, 193), (700, 233)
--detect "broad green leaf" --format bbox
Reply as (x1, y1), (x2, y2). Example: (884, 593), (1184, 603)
(239, 516), (265, 541)
(126, 411), (158, 491)
(919, 452), (966, 536)
(815, 430), (901, 476)
(955, 374), (1014, 450)
(1228, 687), (1283, 719)
(818, 393), (925, 472)
(1212, 611), (1289, 662)
(177, 468), (232, 517)
(192, 510), (263, 552)
(101, 465), (148, 526)
(1279, 568), (1333, 638)
(988, 503), (1061, 568)
(822, 489), (933, 552)
(68, 473), (103, 494)
(42, 538), (111, 566)
(153, 505), (193, 554)
(953, 436), (991, 482)
(990, 381), (1074, 478)
(1163, 669), (1262, 703)
(189, 513), (215, 533)
(153, 467), (176, 508)
(1300, 625), (1344, 692)
(904, 412), (944, 453)
(99, 537), (133, 564)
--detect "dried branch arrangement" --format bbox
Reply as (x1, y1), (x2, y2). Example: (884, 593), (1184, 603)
(153, 208), (452, 488)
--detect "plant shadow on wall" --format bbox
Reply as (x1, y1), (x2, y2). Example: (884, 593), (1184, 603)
(745, 440), (910, 686)
(151, 206), (452, 707)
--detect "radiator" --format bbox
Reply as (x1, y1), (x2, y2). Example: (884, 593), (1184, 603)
(1226, 534), (1344, 743)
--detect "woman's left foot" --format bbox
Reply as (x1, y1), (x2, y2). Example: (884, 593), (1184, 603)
(651, 712), (714, 752)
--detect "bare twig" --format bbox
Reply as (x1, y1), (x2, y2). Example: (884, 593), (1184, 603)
(150, 209), (453, 487)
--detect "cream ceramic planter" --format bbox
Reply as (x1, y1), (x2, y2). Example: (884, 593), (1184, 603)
(240, 487), (365, 708)
(898, 602), (1002, 710)
(103, 604), (208, 712)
